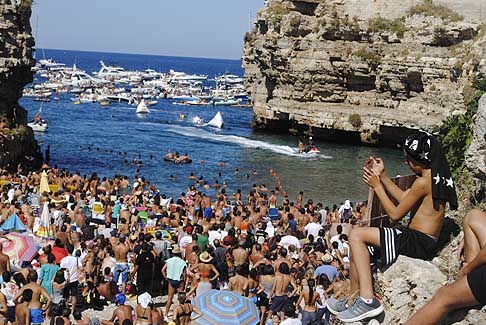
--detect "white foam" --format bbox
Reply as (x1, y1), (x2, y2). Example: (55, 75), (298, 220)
(160, 124), (332, 158)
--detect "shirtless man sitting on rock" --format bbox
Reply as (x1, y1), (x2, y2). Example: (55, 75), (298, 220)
(328, 131), (459, 323)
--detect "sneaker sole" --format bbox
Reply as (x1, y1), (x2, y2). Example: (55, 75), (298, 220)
(327, 303), (346, 316)
(338, 305), (384, 323)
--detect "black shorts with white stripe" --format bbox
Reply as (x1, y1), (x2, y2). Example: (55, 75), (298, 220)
(367, 227), (439, 269)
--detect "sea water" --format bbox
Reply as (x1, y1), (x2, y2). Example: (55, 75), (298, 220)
(21, 49), (409, 206)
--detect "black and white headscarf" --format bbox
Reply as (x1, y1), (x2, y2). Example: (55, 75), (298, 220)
(403, 130), (458, 210)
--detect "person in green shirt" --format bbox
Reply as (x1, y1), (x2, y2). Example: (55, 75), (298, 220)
(195, 225), (209, 252)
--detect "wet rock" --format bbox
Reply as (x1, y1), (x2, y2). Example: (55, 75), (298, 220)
(0, 1), (42, 171)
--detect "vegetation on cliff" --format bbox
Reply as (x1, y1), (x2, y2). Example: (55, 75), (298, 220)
(368, 17), (407, 38)
(436, 75), (485, 180)
(409, 0), (463, 22)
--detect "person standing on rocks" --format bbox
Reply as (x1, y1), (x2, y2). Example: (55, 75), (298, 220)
(329, 131), (458, 323)
(406, 209), (486, 324)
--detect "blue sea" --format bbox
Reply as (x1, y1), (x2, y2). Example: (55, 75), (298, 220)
(21, 49), (409, 206)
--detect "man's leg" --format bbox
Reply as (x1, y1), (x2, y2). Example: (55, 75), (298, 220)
(406, 276), (479, 325)
(463, 209), (486, 263)
(348, 227), (381, 300)
(348, 259), (359, 305)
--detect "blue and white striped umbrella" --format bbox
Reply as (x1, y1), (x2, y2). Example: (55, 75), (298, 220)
(193, 289), (259, 325)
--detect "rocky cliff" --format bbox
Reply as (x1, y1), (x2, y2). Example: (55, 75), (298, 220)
(0, 0), (41, 172)
(243, 0), (485, 145)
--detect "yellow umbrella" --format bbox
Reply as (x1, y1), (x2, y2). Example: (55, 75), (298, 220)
(39, 170), (50, 193)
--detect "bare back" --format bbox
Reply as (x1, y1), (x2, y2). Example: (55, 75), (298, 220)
(114, 243), (129, 263)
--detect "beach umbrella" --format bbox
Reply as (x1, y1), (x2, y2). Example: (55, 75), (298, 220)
(0, 213), (26, 232)
(36, 202), (52, 239)
(193, 289), (259, 325)
(39, 170), (50, 193)
(0, 233), (38, 264)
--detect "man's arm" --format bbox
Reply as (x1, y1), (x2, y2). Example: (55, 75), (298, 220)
(379, 171), (409, 203)
(364, 167), (427, 222)
(372, 158), (409, 203)
(40, 286), (52, 311)
(13, 286), (25, 304)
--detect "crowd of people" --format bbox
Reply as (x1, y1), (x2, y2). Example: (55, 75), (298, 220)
(0, 130), (484, 325)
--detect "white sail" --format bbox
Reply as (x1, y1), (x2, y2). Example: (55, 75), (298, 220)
(136, 99), (150, 114)
(206, 111), (224, 129)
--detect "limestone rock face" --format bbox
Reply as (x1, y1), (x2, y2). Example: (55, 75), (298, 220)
(376, 256), (448, 323)
(375, 254), (486, 325)
(0, 1), (42, 171)
(243, 0), (485, 145)
(466, 94), (486, 202)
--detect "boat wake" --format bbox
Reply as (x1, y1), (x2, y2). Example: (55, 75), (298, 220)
(161, 124), (332, 158)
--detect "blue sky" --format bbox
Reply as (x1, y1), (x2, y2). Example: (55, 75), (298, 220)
(32, 0), (263, 59)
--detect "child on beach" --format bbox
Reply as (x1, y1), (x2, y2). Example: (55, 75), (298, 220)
(328, 130), (458, 322)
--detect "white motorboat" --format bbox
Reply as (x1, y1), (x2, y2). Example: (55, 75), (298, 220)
(136, 99), (150, 114)
(212, 98), (240, 106)
(28, 121), (48, 132)
(205, 111), (223, 129)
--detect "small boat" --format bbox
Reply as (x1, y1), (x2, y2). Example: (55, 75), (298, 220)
(34, 97), (50, 102)
(136, 99), (150, 114)
(145, 100), (158, 107)
(205, 111), (224, 129)
(164, 157), (192, 164)
(28, 120), (48, 132)
(100, 100), (109, 106)
(212, 98), (240, 106)
(299, 147), (320, 156)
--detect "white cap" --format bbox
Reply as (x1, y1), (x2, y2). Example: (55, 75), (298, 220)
(344, 200), (351, 209)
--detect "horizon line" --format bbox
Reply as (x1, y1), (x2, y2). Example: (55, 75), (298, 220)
(35, 47), (243, 62)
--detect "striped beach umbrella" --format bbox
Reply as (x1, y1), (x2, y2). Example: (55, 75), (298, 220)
(193, 289), (259, 325)
(0, 233), (38, 264)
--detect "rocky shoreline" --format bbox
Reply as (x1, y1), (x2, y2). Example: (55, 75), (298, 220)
(243, 0), (486, 146)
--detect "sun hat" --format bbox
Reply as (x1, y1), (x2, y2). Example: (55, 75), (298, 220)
(321, 253), (333, 263)
(199, 251), (212, 263)
(171, 245), (182, 254)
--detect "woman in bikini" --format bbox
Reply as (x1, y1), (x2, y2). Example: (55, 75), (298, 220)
(172, 292), (202, 325)
(190, 252), (219, 297)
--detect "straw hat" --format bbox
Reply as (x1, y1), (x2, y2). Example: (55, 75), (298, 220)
(321, 253), (333, 263)
(199, 251), (212, 263)
(171, 245), (182, 254)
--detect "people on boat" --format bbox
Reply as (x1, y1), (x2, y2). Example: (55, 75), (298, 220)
(306, 136), (318, 153)
(175, 153), (191, 164)
(298, 140), (305, 154)
(30, 113), (47, 126)
(165, 150), (175, 161)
